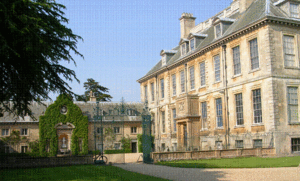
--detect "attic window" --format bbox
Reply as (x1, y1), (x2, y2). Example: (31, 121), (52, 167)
(162, 54), (166, 66)
(181, 43), (187, 56)
(190, 38), (195, 51)
(215, 24), (222, 38)
(290, 3), (299, 18)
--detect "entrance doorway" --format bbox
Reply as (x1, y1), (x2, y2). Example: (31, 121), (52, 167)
(184, 124), (187, 147)
(131, 142), (137, 153)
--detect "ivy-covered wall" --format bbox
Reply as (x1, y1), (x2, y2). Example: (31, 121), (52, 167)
(39, 94), (89, 156)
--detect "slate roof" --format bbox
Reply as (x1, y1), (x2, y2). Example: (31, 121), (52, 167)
(138, 0), (300, 82)
(0, 102), (144, 123)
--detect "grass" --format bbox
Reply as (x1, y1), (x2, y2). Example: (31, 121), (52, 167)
(0, 164), (169, 181)
(156, 156), (300, 168)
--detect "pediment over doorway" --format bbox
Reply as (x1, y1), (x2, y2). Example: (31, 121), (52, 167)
(55, 122), (75, 129)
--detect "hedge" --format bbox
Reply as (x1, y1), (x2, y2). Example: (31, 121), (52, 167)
(104, 149), (132, 154)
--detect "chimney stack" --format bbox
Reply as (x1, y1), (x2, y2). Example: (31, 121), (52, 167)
(239, 0), (255, 13)
(89, 90), (96, 102)
(179, 13), (196, 39)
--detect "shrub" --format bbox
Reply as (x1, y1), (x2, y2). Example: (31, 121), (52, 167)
(104, 149), (132, 154)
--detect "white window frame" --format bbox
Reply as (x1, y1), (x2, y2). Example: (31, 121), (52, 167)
(131, 127), (137, 134)
(235, 93), (244, 126)
(287, 86), (299, 123)
(290, 2), (299, 18)
(1, 129), (9, 136)
(214, 55), (221, 82)
(252, 89), (262, 124)
(162, 54), (166, 65)
(249, 38), (259, 70)
(114, 127), (120, 134)
(216, 98), (223, 128)
(283, 35), (296, 67)
(189, 66), (195, 90)
(190, 38), (195, 51)
(253, 139), (262, 148)
(20, 128), (28, 136)
(21, 145), (28, 153)
(151, 82), (155, 102)
(181, 43), (186, 56)
(172, 74), (176, 96)
(215, 23), (222, 39)
(180, 70), (185, 93)
(292, 138), (300, 152)
(160, 78), (164, 99)
(200, 62), (206, 86)
(201, 102), (207, 130)
(235, 140), (244, 148)
(232, 46), (241, 75)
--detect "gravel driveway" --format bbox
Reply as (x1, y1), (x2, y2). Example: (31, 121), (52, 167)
(114, 163), (300, 181)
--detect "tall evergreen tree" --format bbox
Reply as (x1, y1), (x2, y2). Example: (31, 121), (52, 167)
(0, 0), (83, 118)
(76, 78), (112, 102)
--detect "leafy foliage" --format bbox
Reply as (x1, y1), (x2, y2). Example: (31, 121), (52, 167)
(120, 136), (131, 150)
(0, 0), (83, 118)
(1, 130), (21, 146)
(39, 94), (88, 156)
(104, 149), (131, 154)
(137, 134), (154, 153)
(76, 78), (112, 102)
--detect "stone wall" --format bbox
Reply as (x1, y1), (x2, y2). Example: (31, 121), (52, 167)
(152, 148), (275, 163)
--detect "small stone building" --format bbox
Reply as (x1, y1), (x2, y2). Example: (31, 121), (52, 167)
(0, 95), (143, 155)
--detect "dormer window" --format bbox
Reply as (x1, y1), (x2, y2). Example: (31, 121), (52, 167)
(213, 17), (235, 39)
(290, 3), (299, 18)
(162, 54), (166, 66)
(160, 50), (177, 66)
(215, 24), (222, 38)
(181, 43), (187, 56)
(190, 38), (195, 51)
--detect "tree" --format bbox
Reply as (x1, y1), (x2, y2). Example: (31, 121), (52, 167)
(76, 78), (112, 102)
(0, 0), (83, 118)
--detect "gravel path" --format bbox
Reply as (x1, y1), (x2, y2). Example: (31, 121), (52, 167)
(114, 163), (300, 181)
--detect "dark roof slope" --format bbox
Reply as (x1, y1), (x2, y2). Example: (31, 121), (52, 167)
(139, 0), (297, 81)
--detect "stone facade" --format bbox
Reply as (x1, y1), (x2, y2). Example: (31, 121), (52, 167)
(138, 0), (300, 155)
(0, 101), (143, 154)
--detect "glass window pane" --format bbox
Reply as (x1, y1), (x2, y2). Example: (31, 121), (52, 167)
(233, 46), (241, 75)
(216, 98), (223, 127)
(250, 38), (259, 70)
(189, 66), (195, 90)
(252, 89), (262, 123)
(283, 35), (295, 67)
(172, 74), (176, 96)
(214, 55), (220, 82)
(200, 62), (205, 86)
(180, 71), (185, 93)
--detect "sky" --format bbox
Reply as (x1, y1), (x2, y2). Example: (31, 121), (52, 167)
(50, 0), (233, 103)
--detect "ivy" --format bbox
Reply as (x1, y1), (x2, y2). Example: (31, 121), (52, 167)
(137, 134), (154, 153)
(120, 136), (131, 150)
(39, 94), (89, 156)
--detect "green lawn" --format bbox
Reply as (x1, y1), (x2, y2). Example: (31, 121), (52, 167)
(156, 156), (300, 168)
(0, 165), (169, 181)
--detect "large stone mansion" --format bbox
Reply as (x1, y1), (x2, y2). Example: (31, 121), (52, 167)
(138, 0), (300, 155)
